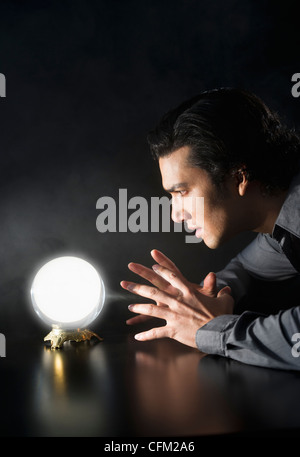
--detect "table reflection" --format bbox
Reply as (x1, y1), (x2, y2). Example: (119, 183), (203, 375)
(125, 337), (242, 436)
(30, 341), (117, 436)
(7, 328), (300, 437)
(198, 355), (300, 431)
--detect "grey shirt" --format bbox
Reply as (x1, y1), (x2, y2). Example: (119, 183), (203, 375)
(195, 171), (300, 371)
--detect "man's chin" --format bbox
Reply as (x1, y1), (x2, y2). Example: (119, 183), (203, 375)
(201, 235), (222, 250)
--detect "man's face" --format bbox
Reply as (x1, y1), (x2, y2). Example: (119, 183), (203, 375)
(159, 146), (241, 249)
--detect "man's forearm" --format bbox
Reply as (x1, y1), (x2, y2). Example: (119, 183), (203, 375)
(196, 306), (300, 370)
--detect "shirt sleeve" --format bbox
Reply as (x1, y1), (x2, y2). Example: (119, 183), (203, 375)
(196, 307), (300, 370)
(196, 233), (300, 370)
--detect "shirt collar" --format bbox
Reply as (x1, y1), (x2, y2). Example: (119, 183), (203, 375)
(273, 171), (300, 238)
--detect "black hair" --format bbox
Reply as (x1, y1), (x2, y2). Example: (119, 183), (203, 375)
(147, 88), (300, 194)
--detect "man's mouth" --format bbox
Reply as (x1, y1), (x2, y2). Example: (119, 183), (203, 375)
(187, 225), (203, 238)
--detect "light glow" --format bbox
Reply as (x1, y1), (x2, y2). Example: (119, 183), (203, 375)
(31, 256), (105, 328)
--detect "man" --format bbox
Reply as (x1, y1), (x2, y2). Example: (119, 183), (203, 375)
(120, 88), (300, 370)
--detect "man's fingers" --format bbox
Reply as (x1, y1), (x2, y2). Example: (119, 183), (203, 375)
(151, 264), (191, 296)
(128, 262), (175, 292)
(126, 301), (168, 325)
(134, 325), (169, 342)
(121, 281), (178, 308)
(151, 249), (181, 275)
(217, 286), (232, 297)
(202, 272), (217, 297)
(128, 302), (172, 320)
(126, 314), (152, 325)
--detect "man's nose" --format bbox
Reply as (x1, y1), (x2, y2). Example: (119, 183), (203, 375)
(171, 199), (189, 223)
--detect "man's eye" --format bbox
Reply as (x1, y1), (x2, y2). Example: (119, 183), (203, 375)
(170, 190), (187, 198)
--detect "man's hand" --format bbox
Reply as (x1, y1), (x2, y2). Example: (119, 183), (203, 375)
(120, 249), (234, 348)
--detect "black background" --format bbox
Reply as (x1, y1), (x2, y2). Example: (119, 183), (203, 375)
(0, 0), (300, 332)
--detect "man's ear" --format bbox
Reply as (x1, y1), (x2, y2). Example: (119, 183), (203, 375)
(235, 168), (249, 197)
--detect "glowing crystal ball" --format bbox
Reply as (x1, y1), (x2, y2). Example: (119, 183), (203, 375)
(31, 256), (105, 329)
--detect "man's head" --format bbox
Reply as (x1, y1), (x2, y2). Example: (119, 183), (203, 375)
(148, 88), (300, 248)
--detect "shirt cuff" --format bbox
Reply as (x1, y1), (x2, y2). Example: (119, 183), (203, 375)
(195, 314), (239, 355)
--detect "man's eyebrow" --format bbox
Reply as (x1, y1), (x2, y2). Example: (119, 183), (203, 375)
(164, 182), (188, 193)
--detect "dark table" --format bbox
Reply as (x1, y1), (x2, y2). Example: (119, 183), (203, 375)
(1, 298), (300, 438)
